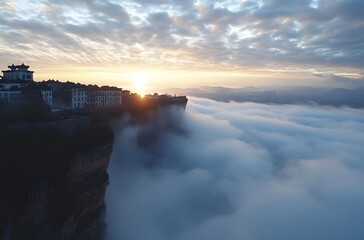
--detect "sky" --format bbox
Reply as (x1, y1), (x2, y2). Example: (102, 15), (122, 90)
(107, 99), (364, 240)
(1, 0), (364, 93)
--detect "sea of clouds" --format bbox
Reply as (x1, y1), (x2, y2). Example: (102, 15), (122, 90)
(106, 97), (364, 240)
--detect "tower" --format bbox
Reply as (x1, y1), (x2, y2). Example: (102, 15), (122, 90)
(2, 63), (34, 81)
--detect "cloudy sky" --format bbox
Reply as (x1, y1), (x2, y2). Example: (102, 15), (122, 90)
(1, 0), (364, 92)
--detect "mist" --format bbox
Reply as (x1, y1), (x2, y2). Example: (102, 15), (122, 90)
(165, 85), (364, 108)
(106, 97), (364, 240)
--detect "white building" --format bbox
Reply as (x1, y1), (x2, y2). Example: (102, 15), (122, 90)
(0, 82), (29, 90)
(2, 63), (34, 81)
(0, 90), (21, 103)
(1, 64), (54, 108)
(41, 89), (53, 107)
(87, 87), (122, 108)
(71, 88), (87, 109)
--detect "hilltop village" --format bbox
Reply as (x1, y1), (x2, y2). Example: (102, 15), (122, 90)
(0, 64), (187, 122)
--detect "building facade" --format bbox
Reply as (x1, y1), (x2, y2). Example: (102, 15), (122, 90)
(0, 90), (21, 104)
(41, 89), (53, 107)
(2, 64), (34, 81)
(87, 87), (122, 108)
(0, 81), (29, 90)
(68, 87), (122, 109)
(71, 88), (88, 109)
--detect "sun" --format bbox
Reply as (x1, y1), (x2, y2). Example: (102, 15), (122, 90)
(132, 72), (148, 95)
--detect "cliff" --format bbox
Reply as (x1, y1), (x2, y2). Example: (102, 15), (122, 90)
(0, 98), (188, 240)
(0, 124), (113, 240)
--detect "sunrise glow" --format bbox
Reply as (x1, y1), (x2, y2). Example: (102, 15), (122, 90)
(0, 0), (362, 93)
(132, 72), (148, 96)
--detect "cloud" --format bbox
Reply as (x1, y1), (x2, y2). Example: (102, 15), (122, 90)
(327, 74), (364, 88)
(106, 98), (364, 240)
(167, 84), (364, 108)
(0, 0), (363, 75)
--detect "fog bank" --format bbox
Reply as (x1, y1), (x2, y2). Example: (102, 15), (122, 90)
(106, 98), (364, 240)
(166, 86), (364, 108)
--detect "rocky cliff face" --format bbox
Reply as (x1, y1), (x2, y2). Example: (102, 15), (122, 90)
(0, 124), (113, 240)
(0, 102), (188, 240)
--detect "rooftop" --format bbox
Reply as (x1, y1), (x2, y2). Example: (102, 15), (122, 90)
(3, 63), (33, 73)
